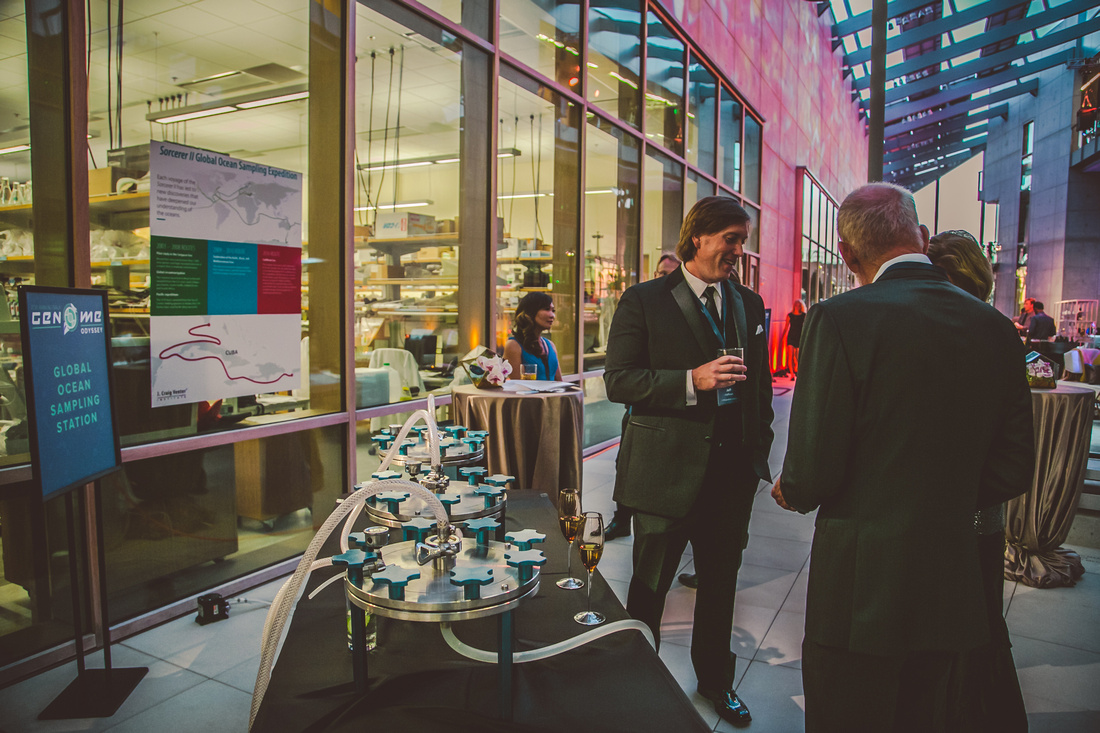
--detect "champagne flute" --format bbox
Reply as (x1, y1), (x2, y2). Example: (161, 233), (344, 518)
(556, 488), (584, 590)
(574, 512), (605, 625)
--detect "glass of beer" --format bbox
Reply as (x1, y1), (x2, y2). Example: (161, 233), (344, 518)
(520, 364), (538, 380)
(574, 512), (605, 625)
(556, 488), (584, 589)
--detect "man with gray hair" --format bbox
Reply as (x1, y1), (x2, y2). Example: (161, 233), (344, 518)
(771, 183), (1034, 731)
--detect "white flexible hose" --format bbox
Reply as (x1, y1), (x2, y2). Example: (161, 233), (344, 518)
(250, 477), (453, 730)
(440, 619), (655, 663)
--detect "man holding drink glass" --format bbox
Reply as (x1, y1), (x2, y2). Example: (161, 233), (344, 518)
(604, 197), (775, 727)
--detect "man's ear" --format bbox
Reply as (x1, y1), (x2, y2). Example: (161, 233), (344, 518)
(918, 224), (930, 254)
(838, 240), (858, 273)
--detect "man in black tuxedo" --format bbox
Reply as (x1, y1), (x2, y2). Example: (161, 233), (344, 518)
(1027, 300), (1056, 341)
(772, 183), (1034, 732)
(605, 197), (774, 727)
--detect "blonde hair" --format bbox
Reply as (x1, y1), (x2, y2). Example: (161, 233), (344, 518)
(928, 230), (992, 301)
(837, 183), (923, 262)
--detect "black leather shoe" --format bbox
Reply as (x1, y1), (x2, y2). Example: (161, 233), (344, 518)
(678, 572), (698, 589)
(605, 516), (631, 540)
(698, 687), (752, 727)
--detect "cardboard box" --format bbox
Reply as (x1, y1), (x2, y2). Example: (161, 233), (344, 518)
(89, 167), (144, 196)
(374, 212), (436, 239)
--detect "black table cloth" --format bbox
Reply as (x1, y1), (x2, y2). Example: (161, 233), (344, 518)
(251, 492), (708, 733)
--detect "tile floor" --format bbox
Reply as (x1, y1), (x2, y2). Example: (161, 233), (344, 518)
(2, 377), (1098, 732)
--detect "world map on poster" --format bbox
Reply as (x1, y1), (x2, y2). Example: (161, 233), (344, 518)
(149, 141), (303, 406)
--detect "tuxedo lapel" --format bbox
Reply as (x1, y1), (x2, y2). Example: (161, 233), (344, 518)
(670, 273), (719, 356)
(723, 280), (748, 349)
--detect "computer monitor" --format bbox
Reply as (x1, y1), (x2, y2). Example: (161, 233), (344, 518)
(404, 334), (438, 368)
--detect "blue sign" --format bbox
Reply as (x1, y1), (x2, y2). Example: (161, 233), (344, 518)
(19, 287), (120, 501)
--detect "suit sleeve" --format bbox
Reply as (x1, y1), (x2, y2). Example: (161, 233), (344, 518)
(780, 305), (854, 513)
(978, 330), (1035, 508)
(603, 286), (692, 410)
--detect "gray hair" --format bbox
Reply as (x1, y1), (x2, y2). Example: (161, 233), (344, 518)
(837, 182), (923, 262)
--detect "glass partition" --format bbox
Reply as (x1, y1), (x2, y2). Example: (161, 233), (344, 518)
(99, 424), (345, 624)
(643, 12), (684, 157)
(83, 0), (314, 446)
(354, 3), (469, 404)
(685, 170), (714, 208)
(499, 0), (581, 90)
(496, 68), (581, 375)
(744, 113), (762, 203)
(587, 0), (643, 129)
(583, 116), (640, 369)
(686, 56), (716, 175)
(642, 149), (682, 280)
(718, 89), (742, 192)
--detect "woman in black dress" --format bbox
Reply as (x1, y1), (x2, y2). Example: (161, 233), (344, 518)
(929, 229), (1027, 733)
(783, 299), (806, 377)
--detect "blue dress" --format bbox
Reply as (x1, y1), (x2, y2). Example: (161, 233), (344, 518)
(509, 336), (559, 380)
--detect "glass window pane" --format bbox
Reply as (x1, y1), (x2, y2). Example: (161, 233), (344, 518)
(644, 12), (684, 156)
(686, 57), (716, 174)
(355, 6), (470, 403)
(100, 425), (345, 624)
(718, 90), (742, 191)
(496, 69), (580, 375)
(642, 149), (683, 281)
(743, 113), (762, 202)
(86, 3), (314, 446)
(745, 202), (760, 254)
(685, 170), (714, 209)
(587, 0), (643, 129)
(583, 116), (640, 369)
(499, 0), (581, 90)
(402, 0), (492, 40)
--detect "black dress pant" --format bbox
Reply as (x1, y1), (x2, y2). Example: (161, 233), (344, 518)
(625, 413), (758, 692)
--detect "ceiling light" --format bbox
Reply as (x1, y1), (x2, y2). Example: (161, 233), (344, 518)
(498, 192), (550, 200)
(0, 144), (31, 155)
(354, 200), (433, 211)
(358, 149), (521, 171)
(147, 84), (309, 124)
(153, 106), (238, 124)
(236, 91), (310, 109)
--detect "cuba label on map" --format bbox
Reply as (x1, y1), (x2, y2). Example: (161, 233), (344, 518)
(149, 141), (303, 405)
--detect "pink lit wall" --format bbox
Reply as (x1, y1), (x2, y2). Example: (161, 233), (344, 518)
(663, 0), (869, 364)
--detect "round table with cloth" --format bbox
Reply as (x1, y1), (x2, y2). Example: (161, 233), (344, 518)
(1004, 383), (1092, 588)
(451, 383), (582, 504)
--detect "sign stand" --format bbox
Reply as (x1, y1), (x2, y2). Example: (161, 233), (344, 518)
(38, 491), (147, 719)
(17, 286), (147, 720)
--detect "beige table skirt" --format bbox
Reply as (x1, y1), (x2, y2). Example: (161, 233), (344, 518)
(1004, 384), (1091, 588)
(451, 384), (583, 503)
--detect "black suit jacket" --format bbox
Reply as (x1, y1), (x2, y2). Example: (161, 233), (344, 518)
(604, 268), (774, 519)
(781, 263), (1034, 655)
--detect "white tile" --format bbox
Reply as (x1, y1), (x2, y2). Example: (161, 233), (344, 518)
(755, 609), (805, 669)
(722, 661), (805, 733)
(1006, 576), (1100, 654)
(1012, 636), (1100, 711)
(1021, 692), (1100, 733)
(748, 508), (816, 543)
(123, 603), (268, 678)
(594, 536), (634, 583)
(103, 680), (251, 733)
(213, 654), (261, 694)
(741, 534), (812, 573)
(731, 603), (781, 664)
(735, 563), (800, 612)
(0, 645), (205, 733)
(656, 641), (720, 728)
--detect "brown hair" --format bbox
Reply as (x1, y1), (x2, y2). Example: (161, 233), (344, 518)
(512, 291), (554, 354)
(928, 230), (992, 301)
(675, 197), (751, 262)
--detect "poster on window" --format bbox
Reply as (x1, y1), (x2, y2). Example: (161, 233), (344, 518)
(148, 141), (302, 407)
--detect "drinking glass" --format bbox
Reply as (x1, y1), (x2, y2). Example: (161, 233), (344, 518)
(556, 488), (584, 589)
(574, 512), (605, 625)
(520, 364), (538, 380)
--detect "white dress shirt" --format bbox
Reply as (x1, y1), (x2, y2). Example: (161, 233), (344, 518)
(681, 264), (726, 406)
(872, 253), (931, 283)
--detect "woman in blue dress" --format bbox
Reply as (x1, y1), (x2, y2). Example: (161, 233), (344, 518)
(503, 292), (562, 381)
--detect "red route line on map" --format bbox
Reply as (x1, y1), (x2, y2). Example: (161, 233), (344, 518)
(158, 323), (293, 385)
